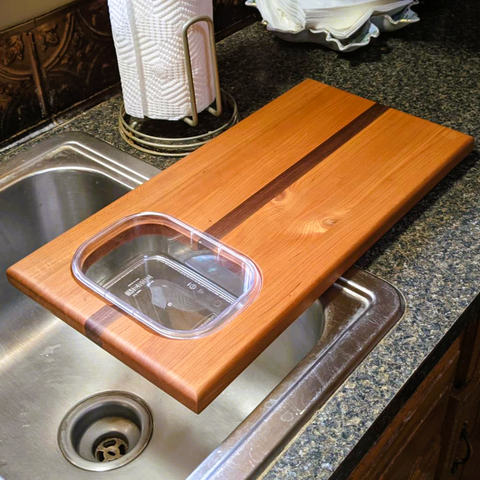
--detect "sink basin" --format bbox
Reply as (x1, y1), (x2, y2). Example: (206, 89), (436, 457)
(0, 133), (404, 479)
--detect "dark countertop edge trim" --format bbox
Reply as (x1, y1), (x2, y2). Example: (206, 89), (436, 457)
(329, 288), (480, 480)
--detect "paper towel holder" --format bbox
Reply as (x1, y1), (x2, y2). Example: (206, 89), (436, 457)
(118, 15), (239, 157)
(182, 15), (222, 128)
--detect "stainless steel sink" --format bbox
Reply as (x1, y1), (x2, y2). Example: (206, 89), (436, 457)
(0, 133), (404, 480)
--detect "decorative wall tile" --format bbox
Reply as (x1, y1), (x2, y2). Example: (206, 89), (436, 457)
(0, 0), (256, 145)
(33, 0), (119, 114)
(0, 23), (46, 142)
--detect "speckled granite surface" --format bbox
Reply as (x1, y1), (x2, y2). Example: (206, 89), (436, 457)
(1, 1), (479, 478)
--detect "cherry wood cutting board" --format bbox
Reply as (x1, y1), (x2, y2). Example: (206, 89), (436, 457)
(7, 80), (474, 413)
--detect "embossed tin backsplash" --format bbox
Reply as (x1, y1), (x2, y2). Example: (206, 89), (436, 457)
(0, 0), (257, 146)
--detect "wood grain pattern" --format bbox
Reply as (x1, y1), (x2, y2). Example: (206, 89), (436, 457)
(7, 80), (474, 413)
(455, 376), (480, 480)
(436, 372), (480, 480)
(206, 102), (389, 238)
(84, 305), (124, 347)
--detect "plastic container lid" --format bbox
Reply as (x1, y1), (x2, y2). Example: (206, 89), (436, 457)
(72, 213), (262, 339)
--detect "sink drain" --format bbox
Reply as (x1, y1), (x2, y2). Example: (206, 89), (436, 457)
(58, 391), (153, 472)
(95, 436), (128, 462)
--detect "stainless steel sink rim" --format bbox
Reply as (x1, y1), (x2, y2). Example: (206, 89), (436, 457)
(191, 268), (405, 480)
(0, 131), (159, 193)
(58, 391), (154, 472)
(0, 133), (406, 480)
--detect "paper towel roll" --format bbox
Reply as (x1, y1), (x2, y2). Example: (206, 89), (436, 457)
(108, 0), (215, 120)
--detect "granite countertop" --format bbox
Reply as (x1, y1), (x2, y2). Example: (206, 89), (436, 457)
(1, 0), (479, 478)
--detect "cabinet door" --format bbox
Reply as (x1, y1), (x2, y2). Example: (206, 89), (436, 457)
(460, 397), (480, 480)
(436, 373), (480, 479)
(381, 395), (447, 480)
(348, 339), (460, 480)
(456, 311), (480, 386)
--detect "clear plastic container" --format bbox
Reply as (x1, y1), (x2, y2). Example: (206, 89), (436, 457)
(72, 213), (262, 339)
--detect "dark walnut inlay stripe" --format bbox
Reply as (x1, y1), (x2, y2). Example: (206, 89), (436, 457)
(206, 103), (390, 239)
(83, 104), (389, 342)
(85, 304), (125, 347)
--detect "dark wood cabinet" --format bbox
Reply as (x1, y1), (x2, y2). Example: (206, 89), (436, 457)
(437, 309), (480, 480)
(456, 310), (480, 386)
(460, 396), (480, 480)
(349, 339), (460, 480)
(348, 308), (480, 480)
(436, 374), (480, 479)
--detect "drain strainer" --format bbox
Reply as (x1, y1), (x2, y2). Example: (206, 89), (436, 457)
(58, 391), (153, 472)
(95, 436), (128, 462)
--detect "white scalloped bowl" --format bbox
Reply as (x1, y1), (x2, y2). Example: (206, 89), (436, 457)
(246, 1), (419, 52)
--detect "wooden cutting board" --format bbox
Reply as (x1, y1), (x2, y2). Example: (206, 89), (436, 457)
(7, 80), (474, 413)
